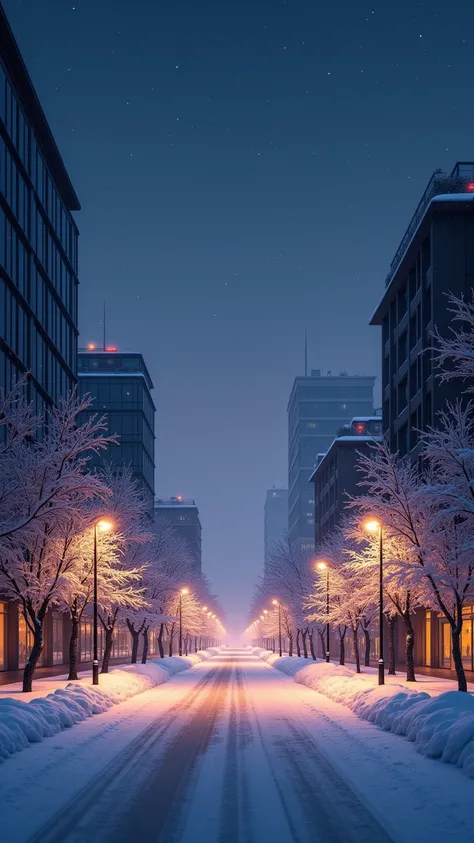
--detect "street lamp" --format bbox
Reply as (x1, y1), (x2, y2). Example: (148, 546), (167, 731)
(364, 519), (384, 686)
(179, 588), (189, 657)
(272, 599), (282, 657)
(93, 518), (113, 686)
(316, 561), (330, 663)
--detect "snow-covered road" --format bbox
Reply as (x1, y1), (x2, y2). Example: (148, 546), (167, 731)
(1, 650), (473, 843)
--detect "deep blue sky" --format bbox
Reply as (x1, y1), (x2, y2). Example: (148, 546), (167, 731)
(5, 0), (474, 630)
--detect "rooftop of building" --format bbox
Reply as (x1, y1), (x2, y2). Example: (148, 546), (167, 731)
(78, 346), (154, 389)
(154, 497), (199, 510)
(371, 162), (474, 324)
(309, 434), (382, 482)
(287, 371), (376, 410)
(0, 3), (80, 211)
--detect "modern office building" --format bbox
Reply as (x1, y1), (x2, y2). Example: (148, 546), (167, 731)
(287, 371), (375, 550)
(0, 3), (79, 411)
(310, 417), (382, 547)
(370, 161), (474, 678)
(264, 488), (288, 569)
(154, 497), (202, 572)
(0, 2), (80, 676)
(77, 347), (155, 516)
(371, 162), (474, 460)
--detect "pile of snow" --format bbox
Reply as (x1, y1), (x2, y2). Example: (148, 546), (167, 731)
(257, 652), (474, 779)
(0, 651), (212, 763)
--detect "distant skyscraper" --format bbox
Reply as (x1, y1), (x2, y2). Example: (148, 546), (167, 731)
(0, 4), (79, 411)
(77, 347), (155, 516)
(154, 497), (202, 572)
(287, 371), (375, 550)
(264, 488), (288, 569)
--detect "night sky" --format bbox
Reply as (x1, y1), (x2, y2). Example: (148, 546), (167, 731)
(5, 0), (474, 630)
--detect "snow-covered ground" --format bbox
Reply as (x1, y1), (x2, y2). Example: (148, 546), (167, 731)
(253, 648), (474, 779)
(0, 651), (213, 761)
(1, 649), (474, 842)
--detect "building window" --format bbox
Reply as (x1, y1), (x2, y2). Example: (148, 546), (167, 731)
(52, 612), (64, 664)
(461, 608), (473, 670)
(0, 602), (7, 670)
(425, 611), (431, 667)
(18, 611), (45, 669)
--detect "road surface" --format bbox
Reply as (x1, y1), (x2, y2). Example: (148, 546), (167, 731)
(1, 650), (473, 843)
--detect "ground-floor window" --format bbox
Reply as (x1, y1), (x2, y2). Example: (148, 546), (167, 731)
(112, 626), (130, 659)
(425, 611), (431, 667)
(53, 612), (64, 664)
(441, 622), (451, 669)
(79, 618), (104, 663)
(461, 607), (473, 670)
(0, 601), (7, 670)
(18, 612), (45, 669)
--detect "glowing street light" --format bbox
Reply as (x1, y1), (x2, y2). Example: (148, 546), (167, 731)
(364, 518), (384, 686)
(93, 518), (114, 686)
(315, 560), (330, 662)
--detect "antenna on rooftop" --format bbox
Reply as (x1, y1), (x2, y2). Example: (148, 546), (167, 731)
(103, 301), (106, 349)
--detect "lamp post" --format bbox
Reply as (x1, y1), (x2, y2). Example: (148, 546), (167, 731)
(92, 518), (113, 686)
(179, 588), (189, 656)
(272, 599), (282, 657)
(365, 519), (384, 686)
(316, 561), (330, 662)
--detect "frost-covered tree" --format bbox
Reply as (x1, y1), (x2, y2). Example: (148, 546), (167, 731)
(0, 393), (114, 691)
(433, 290), (474, 387)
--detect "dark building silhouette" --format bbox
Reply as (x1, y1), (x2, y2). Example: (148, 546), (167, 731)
(154, 497), (202, 573)
(371, 162), (474, 676)
(310, 417), (382, 547)
(0, 3), (79, 412)
(264, 488), (288, 569)
(371, 162), (474, 460)
(77, 347), (155, 516)
(287, 371), (375, 552)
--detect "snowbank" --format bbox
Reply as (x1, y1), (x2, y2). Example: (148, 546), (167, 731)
(254, 650), (474, 779)
(0, 650), (213, 763)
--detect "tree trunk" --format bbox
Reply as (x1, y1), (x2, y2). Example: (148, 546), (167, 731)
(169, 631), (174, 657)
(68, 612), (80, 681)
(101, 625), (114, 674)
(386, 614), (396, 675)
(308, 631), (316, 660)
(452, 627), (467, 692)
(22, 615), (44, 693)
(318, 630), (326, 659)
(302, 629), (308, 658)
(402, 612), (416, 682)
(339, 626), (347, 665)
(141, 627), (149, 664)
(296, 629), (301, 657)
(288, 632), (293, 657)
(352, 626), (360, 673)
(158, 623), (165, 658)
(363, 627), (371, 667)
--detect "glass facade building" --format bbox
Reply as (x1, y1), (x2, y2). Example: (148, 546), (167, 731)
(78, 349), (156, 516)
(287, 371), (375, 550)
(0, 5), (79, 412)
(154, 498), (202, 572)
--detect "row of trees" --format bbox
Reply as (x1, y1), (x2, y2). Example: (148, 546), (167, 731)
(0, 380), (223, 691)
(249, 292), (474, 692)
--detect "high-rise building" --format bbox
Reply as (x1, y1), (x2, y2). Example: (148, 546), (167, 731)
(264, 488), (288, 569)
(288, 371), (375, 550)
(0, 3), (79, 411)
(310, 417), (382, 547)
(371, 162), (474, 460)
(77, 347), (155, 516)
(154, 497), (202, 572)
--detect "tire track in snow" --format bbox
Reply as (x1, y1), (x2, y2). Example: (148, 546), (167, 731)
(27, 666), (223, 843)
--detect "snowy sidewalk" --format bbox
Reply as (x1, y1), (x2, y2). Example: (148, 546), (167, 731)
(0, 651), (215, 761)
(253, 648), (474, 779)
